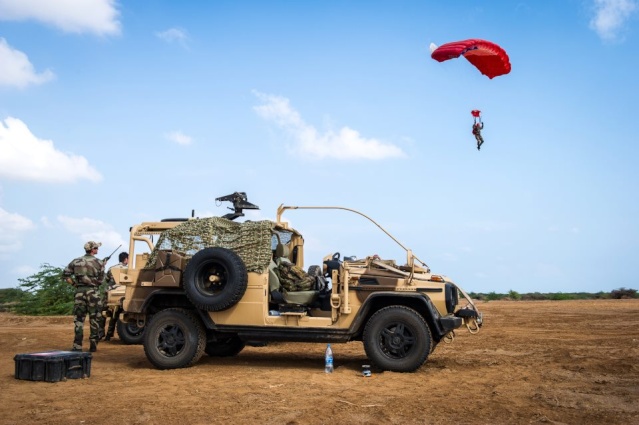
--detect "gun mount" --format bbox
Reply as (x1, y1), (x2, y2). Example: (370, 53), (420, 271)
(215, 192), (259, 220)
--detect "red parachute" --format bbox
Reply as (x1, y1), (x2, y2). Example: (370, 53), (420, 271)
(430, 39), (511, 79)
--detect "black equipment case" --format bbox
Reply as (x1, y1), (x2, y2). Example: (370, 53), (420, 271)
(14, 350), (92, 382)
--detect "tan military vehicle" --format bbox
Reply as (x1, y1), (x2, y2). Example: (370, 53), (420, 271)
(111, 192), (482, 372)
(104, 284), (144, 344)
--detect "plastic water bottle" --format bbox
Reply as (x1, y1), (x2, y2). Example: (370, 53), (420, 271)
(324, 343), (334, 373)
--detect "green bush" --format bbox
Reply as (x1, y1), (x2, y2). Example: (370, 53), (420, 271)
(0, 288), (28, 312)
(548, 292), (572, 301)
(521, 292), (547, 301)
(471, 290), (639, 301)
(13, 264), (74, 315)
(485, 291), (503, 301)
(508, 290), (521, 300)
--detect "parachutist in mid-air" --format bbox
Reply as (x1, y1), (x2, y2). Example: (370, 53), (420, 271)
(471, 109), (484, 151)
(473, 120), (484, 151)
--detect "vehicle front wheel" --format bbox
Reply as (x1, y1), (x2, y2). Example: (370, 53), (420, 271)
(116, 319), (145, 345)
(363, 306), (432, 372)
(143, 308), (206, 369)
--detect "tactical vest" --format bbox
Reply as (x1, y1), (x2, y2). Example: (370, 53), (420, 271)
(70, 256), (103, 286)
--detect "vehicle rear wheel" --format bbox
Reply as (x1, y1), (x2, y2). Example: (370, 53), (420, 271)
(363, 306), (432, 372)
(205, 334), (245, 357)
(116, 319), (145, 345)
(143, 308), (206, 369)
(183, 247), (248, 311)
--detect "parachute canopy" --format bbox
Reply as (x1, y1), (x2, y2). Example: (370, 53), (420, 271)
(430, 39), (511, 79)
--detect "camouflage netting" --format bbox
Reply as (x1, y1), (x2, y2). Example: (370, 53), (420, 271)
(145, 217), (275, 273)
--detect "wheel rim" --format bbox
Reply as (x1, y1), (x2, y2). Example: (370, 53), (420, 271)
(126, 322), (143, 336)
(194, 260), (228, 296)
(157, 324), (186, 357)
(378, 322), (416, 359)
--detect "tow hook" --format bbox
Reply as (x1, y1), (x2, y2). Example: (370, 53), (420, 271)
(443, 330), (455, 344)
(464, 312), (482, 334)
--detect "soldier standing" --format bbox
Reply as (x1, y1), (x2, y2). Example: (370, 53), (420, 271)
(103, 252), (129, 341)
(63, 241), (105, 352)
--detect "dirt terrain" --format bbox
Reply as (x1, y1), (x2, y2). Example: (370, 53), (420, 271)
(1, 299), (638, 425)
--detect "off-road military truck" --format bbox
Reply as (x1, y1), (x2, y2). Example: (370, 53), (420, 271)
(104, 284), (144, 344)
(111, 192), (482, 372)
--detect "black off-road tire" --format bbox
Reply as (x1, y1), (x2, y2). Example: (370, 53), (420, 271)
(116, 319), (145, 345)
(143, 308), (206, 370)
(205, 334), (246, 357)
(183, 247), (248, 311)
(363, 306), (432, 372)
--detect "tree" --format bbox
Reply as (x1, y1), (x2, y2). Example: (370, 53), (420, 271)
(508, 290), (521, 300)
(14, 264), (75, 315)
(0, 288), (28, 312)
(610, 288), (637, 299)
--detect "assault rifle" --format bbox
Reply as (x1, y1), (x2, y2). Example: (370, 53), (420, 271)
(215, 192), (259, 221)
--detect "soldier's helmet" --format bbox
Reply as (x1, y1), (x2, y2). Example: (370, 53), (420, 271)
(84, 241), (102, 251)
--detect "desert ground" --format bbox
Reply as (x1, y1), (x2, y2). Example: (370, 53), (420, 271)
(1, 299), (638, 425)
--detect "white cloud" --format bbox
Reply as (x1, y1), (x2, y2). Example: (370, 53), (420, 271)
(57, 215), (126, 249)
(0, 207), (35, 256)
(0, 0), (121, 36)
(11, 264), (38, 276)
(165, 130), (192, 146)
(0, 117), (102, 183)
(156, 27), (189, 47)
(253, 91), (406, 161)
(0, 38), (55, 88)
(589, 0), (638, 41)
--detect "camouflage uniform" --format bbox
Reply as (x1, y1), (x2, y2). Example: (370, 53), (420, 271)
(472, 122), (485, 151)
(103, 261), (128, 340)
(276, 259), (316, 291)
(63, 242), (105, 352)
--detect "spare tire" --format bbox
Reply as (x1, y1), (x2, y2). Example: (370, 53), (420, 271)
(183, 247), (248, 311)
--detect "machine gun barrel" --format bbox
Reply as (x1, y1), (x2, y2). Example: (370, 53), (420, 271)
(215, 192), (259, 220)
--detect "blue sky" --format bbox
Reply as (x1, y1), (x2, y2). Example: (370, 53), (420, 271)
(1, 0), (637, 294)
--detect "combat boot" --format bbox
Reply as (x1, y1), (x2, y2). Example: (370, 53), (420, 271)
(90, 341), (97, 352)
